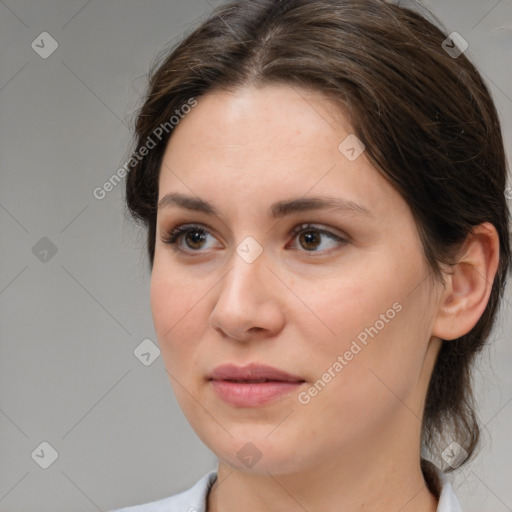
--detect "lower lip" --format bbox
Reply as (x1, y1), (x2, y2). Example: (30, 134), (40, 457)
(210, 380), (304, 407)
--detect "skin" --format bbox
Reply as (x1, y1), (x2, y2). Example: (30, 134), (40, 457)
(150, 83), (500, 512)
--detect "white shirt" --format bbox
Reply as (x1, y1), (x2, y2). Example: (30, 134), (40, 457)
(110, 468), (462, 512)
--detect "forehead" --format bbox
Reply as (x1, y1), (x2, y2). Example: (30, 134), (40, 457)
(158, 84), (405, 222)
(165, 84), (351, 155)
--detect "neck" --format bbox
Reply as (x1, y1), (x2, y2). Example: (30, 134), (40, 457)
(207, 419), (439, 512)
(208, 460), (438, 512)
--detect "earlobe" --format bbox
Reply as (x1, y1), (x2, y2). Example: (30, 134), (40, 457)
(431, 222), (500, 341)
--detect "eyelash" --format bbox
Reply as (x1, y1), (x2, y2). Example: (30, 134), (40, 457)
(161, 223), (347, 256)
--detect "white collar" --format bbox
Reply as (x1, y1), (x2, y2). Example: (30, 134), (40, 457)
(437, 469), (463, 512)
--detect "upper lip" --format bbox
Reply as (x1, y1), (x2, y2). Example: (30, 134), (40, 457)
(209, 363), (305, 382)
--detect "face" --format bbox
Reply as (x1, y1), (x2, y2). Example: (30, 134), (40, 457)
(150, 84), (442, 476)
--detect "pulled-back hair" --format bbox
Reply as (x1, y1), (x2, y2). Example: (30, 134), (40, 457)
(123, 0), (511, 497)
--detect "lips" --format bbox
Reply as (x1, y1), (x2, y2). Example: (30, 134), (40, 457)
(209, 363), (305, 383)
(209, 363), (306, 407)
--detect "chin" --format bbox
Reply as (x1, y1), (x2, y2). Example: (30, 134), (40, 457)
(201, 430), (309, 475)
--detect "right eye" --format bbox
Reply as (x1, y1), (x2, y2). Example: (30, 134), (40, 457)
(161, 224), (219, 254)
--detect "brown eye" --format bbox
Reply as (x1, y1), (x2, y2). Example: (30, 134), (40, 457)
(288, 224), (347, 254)
(161, 224), (216, 252)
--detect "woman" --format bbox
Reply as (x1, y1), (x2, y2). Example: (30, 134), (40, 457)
(110, 0), (510, 511)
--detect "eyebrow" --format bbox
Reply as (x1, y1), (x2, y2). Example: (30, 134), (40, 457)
(158, 192), (375, 219)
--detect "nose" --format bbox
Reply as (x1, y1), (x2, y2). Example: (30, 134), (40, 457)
(209, 248), (285, 342)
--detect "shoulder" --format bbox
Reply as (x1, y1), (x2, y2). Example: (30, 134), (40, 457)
(108, 470), (218, 512)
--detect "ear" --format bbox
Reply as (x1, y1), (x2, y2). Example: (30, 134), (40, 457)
(432, 222), (500, 341)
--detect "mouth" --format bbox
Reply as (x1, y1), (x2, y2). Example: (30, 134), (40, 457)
(218, 378), (304, 383)
(208, 363), (306, 406)
(209, 363), (305, 383)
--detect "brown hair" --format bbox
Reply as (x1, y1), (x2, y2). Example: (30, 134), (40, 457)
(123, 0), (511, 497)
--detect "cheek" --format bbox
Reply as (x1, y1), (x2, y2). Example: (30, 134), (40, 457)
(295, 299), (428, 447)
(150, 270), (209, 422)
(298, 252), (428, 399)
(150, 256), (200, 331)
(149, 264), (202, 369)
(296, 261), (397, 349)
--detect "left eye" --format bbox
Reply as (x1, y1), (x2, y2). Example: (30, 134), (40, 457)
(288, 223), (347, 253)
(161, 223), (347, 254)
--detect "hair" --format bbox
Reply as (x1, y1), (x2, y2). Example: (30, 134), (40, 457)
(123, 0), (511, 498)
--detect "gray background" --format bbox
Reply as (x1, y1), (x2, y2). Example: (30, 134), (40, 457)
(0, 1), (511, 511)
